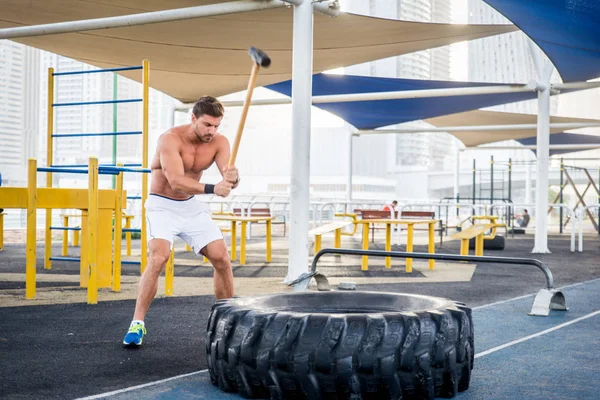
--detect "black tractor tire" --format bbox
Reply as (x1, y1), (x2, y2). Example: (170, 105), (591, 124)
(469, 235), (505, 250)
(206, 291), (474, 400)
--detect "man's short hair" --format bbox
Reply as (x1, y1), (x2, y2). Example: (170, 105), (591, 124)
(392, 200), (398, 205)
(192, 96), (224, 118)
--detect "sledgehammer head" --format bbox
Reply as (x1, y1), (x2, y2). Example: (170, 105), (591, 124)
(248, 46), (271, 68)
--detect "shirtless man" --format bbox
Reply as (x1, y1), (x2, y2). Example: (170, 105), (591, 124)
(123, 96), (239, 347)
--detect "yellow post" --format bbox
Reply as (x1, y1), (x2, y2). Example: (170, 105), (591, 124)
(266, 219), (272, 262)
(406, 224), (414, 273)
(361, 222), (369, 271)
(385, 223), (391, 268)
(475, 233), (484, 256)
(26, 159), (37, 299)
(460, 239), (469, 256)
(140, 59), (150, 274)
(45, 68), (54, 270)
(334, 228), (341, 248)
(112, 168), (124, 292)
(428, 222), (435, 270)
(314, 235), (322, 254)
(80, 211), (88, 286)
(165, 245), (174, 296)
(61, 216), (69, 256)
(125, 216), (132, 256)
(87, 157), (99, 304)
(0, 212), (4, 251)
(240, 221), (247, 265)
(230, 221), (237, 261)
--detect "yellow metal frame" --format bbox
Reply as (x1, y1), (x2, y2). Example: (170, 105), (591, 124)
(45, 68), (54, 270)
(141, 59), (149, 274)
(334, 212), (358, 236)
(1, 157), (127, 303)
(357, 219), (437, 273)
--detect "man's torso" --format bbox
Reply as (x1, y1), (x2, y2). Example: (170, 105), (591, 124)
(150, 126), (223, 199)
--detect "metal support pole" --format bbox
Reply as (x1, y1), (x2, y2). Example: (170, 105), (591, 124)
(454, 148), (460, 200)
(490, 155), (494, 204)
(45, 68), (54, 270)
(559, 158), (564, 234)
(508, 158), (512, 202)
(346, 130), (353, 209)
(112, 74), (118, 189)
(141, 59), (149, 273)
(472, 159), (476, 206)
(286, 0), (313, 283)
(533, 69), (553, 253)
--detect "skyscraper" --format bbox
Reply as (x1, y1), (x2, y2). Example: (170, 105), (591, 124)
(0, 40), (40, 186)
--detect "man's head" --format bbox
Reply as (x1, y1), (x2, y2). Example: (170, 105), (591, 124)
(392, 200), (398, 206)
(524, 209), (528, 214)
(191, 96), (224, 143)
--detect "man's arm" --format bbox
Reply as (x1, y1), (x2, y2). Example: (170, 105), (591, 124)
(159, 134), (211, 195)
(214, 136), (240, 189)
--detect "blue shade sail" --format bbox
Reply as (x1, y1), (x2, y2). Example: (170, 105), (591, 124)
(483, 0), (600, 82)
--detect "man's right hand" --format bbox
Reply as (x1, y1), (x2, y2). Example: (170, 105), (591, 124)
(214, 180), (233, 197)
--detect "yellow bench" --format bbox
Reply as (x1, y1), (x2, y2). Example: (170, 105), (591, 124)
(334, 212), (358, 236)
(309, 221), (353, 253)
(452, 224), (494, 256)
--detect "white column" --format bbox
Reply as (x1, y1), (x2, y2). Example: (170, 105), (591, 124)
(285, 0), (313, 283)
(533, 79), (551, 253)
(454, 148), (461, 199)
(346, 131), (353, 206)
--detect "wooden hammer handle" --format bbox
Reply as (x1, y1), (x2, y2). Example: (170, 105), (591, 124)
(229, 63), (260, 166)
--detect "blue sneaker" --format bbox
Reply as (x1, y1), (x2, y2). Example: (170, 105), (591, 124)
(123, 323), (146, 346)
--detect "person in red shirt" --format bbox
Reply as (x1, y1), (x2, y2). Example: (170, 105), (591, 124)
(382, 200), (398, 215)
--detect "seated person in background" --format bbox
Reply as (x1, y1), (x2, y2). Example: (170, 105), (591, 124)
(516, 209), (530, 227)
(382, 200), (398, 215)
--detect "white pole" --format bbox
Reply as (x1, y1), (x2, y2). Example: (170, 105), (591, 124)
(0, 1), (295, 39)
(525, 162), (532, 205)
(532, 65), (554, 253)
(346, 130), (353, 206)
(285, 0), (313, 283)
(464, 144), (600, 151)
(356, 122), (600, 134)
(454, 148), (460, 199)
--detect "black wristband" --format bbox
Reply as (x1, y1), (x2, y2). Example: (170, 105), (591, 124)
(204, 184), (215, 194)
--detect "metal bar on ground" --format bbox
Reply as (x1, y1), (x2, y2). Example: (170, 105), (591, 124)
(53, 99), (142, 107)
(53, 66), (142, 76)
(49, 257), (80, 262)
(311, 248), (555, 289)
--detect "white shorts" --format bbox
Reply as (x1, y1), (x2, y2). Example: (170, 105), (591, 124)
(145, 194), (223, 255)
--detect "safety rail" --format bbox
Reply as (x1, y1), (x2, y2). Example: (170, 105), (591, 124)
(52, 131), (142, 138)
(309, 247), (567, 317)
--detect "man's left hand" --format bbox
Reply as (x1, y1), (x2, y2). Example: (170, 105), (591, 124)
(222, 165), (239, 187)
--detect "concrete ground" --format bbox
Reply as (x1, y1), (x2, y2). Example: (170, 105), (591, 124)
(1, 227), (599, 399)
